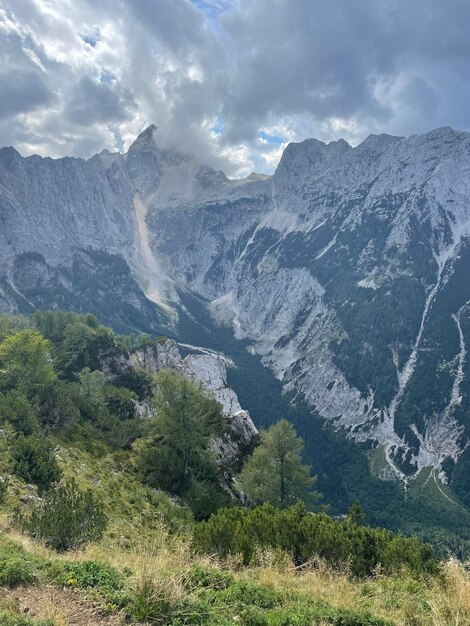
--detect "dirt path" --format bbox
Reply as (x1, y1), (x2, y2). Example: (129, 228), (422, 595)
(0, 585), (131, 626)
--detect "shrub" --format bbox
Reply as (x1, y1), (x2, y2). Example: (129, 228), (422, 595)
(0, 539), (41, 587)
(184, 564), (234, 591)
(193, 503), (439, 578)
(52, 560), (124, 593)
(0, 390), (39, 435)
(112, 368), (154, 401)
(0, 556), (38, 587)
(37, 380), (80, 430)
(104, 385), (137, 420)
(12, 434), (61, 494)
(16, 479), (108, 551)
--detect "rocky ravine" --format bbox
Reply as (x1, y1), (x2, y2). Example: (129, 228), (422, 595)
(2, 125), (470, 481)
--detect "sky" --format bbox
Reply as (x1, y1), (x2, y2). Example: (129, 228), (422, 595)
(1, 0), (470, 177)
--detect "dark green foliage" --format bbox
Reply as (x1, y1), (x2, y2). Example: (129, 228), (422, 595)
(103, 417), (143, 450)
(37, 380), (81, 430)
(0, 479), (6, 505)
(0, 534), (123, 594)
(104, 385), (137, 420)
(33, 311), (98, 346)
(16, 479), (108, 551)
(56, 321), (119, 380)
(112, 367), (154, 401)
(186, 564), (392, 626)
(33, 311), (121, 381)
(452, 448), (470, 507)
(193, 503), (439, 578)
(0, 390), (39, 435)
(184, 564), (235, 591)
(0, 539), (41, 587)
(347, 500), (366, 525)
(12, 434), (61, 493)
(52, 560), (124, 593)
(226, 603), (393, 626)
(183, 476), (232, 521)
(139, 371), (229, 518)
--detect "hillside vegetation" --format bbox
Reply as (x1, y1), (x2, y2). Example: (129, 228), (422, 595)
(0, 311), (469, 625)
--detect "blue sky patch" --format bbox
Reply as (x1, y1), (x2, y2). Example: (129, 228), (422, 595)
(258, 131), (285, 145)
(81, 32), (100, 48)
(211, 116), (226, 135)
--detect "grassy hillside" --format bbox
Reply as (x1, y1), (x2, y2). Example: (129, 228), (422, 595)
(1, 450), (470, 626)
(1, 310), (470, 624)
(0, 493), (469, 625)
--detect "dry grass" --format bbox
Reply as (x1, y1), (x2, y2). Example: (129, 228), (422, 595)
(241, 548), (470, 626)
(4, 510), (470, 625)
(426, 559), (470, 626)
(0, 586), (127, 625)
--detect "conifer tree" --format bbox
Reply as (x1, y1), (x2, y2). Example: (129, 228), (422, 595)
(238, 419), (318, 508)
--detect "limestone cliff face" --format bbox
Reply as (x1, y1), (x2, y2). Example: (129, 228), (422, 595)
(144, 127), (470, 481)
(108, 339), (257, 472)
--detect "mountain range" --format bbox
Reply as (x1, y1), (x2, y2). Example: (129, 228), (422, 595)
(2, 123), (470, 508)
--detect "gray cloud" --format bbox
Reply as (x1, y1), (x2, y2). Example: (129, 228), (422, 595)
(0, 70), (52, 119)
(1, 0), (470, 175)
(65, 76), (136, 126)
(219, 0), (470, 144)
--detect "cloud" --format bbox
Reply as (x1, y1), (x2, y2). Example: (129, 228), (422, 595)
(0, 69), (52, 119)
(65, 76), (136, 126)
(1, 0), (470, 176)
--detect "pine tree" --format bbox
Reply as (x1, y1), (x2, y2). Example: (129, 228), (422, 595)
(140, 371), (225, 496)
(347, 500), (366, 525)
(16, 479), (107, 551)
(238, 419), (318, 508)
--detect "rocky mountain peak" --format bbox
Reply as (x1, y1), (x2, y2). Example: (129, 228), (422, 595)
(274, 136), (352, 182)
(131, 123), (159, 148)
(358, 133), (402, 152)
(125, 124), (162, 197)
(0, 146), (23, 170)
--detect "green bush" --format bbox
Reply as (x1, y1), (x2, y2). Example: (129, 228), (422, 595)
(193, 503), (439, 578)
(0, 391), (39, 435)
(104, 385), (137, 420)
(221, 580), (283, 609)
(0, 556), (38, 587)
(52, 560), (124, 593)
(112, 367), (154, 401)
(0, 540), (41, 587)
(16, 479), (108, 551)
(12, 434), (61, 493)
(184, 564), (234, 591)
(37, 380), (80, 430)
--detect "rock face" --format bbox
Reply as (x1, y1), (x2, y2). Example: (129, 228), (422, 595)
(143, 127), (470, 482)
(3, 125), (470, 482)
(119, 339), (257, 467)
